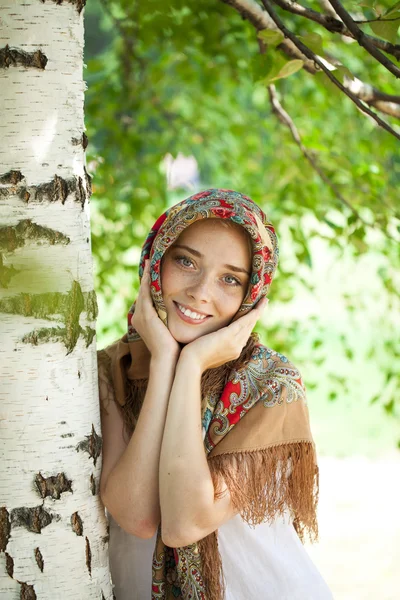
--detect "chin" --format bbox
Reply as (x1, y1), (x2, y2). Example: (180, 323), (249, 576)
(168, 323), (206, 345)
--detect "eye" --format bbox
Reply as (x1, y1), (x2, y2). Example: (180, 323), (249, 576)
(223, 274), (242, 286)
(175, 255), (194, 268)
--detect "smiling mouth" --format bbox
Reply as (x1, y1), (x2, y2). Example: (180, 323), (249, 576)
(173, 301), (211, 324)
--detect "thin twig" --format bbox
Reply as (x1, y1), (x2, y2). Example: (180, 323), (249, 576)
(267, 84), (367, 221)
(268, 85), (399, 241)
(259, 0), (400, 141)
(271, 0), (400, 61)
(327, 0), (400, 77)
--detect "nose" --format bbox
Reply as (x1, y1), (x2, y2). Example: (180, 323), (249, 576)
(185, 273), (213, 305)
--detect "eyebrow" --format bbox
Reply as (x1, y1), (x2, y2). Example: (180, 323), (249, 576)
(173, 244), (251, 276)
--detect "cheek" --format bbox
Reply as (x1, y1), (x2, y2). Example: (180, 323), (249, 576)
(160, 258), (190, 300)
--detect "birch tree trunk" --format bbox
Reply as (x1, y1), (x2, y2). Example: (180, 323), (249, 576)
(0, 1), (112, 597)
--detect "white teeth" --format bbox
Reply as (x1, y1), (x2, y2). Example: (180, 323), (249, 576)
(177, 304), (207, 321)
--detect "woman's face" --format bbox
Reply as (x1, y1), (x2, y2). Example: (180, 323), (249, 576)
(161, 219), (252, 344)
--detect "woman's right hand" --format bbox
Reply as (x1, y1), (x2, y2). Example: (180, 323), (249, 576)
(131, 260), (181, 364)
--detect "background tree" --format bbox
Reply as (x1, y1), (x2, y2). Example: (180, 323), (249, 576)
(0, 2), (112, 597)
(85, 0), (399, 453)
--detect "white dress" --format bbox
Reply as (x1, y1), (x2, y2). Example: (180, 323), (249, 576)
(108, 512), (333, 600)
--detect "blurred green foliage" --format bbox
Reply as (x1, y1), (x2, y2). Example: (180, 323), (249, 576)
(84, 0), (400, 452)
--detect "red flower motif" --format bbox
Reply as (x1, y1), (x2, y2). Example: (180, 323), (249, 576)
(191, 190), (212, 200)
(210, 207), (235, 219)
(251, 280), (262, 301)
(264, 272), (272, 285)
(262, 246), (271, 261)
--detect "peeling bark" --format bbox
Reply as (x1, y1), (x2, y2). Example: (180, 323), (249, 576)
(35, 472), (73, 500)
(0, 507), (11, 551)
(34, 548), (44, 572)
(76, 425), (102, 466)
(0, 172), (89, 206)
(0, 46), (47, 69)
(41, 0), (87, 14)
(71, 511), (83, 536)
(11, 506), (55, 534)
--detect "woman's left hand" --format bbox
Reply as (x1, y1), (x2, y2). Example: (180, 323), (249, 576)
(180, 298), (268, 372)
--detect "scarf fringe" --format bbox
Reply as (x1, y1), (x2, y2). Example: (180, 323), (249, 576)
(198, 441), (319, 600)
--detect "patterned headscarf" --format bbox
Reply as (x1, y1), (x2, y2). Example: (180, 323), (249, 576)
(104, 189), (318, 600)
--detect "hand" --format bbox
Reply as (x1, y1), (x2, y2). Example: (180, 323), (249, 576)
(131, 260), (181, 364)
(180, 298), (268, 372)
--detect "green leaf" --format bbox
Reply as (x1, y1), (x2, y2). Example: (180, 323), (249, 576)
(277, 59), (304, 79)
(370, 16), (400, 44)
(299, 32), (324, 56)
(262, 59), (304, 84)
(258, 29), (285, 48)
(384, 2), (400, 17)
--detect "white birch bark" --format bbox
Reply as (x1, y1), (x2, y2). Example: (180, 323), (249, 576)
(0, 1), (112, 598)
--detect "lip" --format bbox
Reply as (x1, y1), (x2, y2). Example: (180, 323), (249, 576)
(173, 301), (212, 325)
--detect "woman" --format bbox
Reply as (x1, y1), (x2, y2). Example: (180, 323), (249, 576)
(98, 189), (333, 599)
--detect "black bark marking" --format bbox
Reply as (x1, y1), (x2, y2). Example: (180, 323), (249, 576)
(71, 511), (83, 536)
(101, 593), (106, 600)
(5, 552), (14, 577)
(0, 507), (11, 551)
(76, 425), (102, 466)
(84, 167), (92, 197)
(41, 0), (87, 14)
(0, 171), (88, 207)
(11, 506), (53, 533)
(85, 536), (92, 576)
(20, 582), (37, 600)
(61, 432), (74, 438)
(0, 170), (23, 185)
(34, 547), (44, 572)
(90, 473), (96, 496)
(102, 534), (109, 545)
(0, 219), (70, 252)
(71, 133), (88, 149)
(0, 46), (47, 70)
(35, 472), (72, 500)
(35, 174), (70, 204)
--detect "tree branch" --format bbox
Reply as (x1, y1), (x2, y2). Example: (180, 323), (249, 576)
(327, 0), (400, 77)
(271, 0), (400, 61)
(221, 0), (400, 121)
(259, 0), (400, 140)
